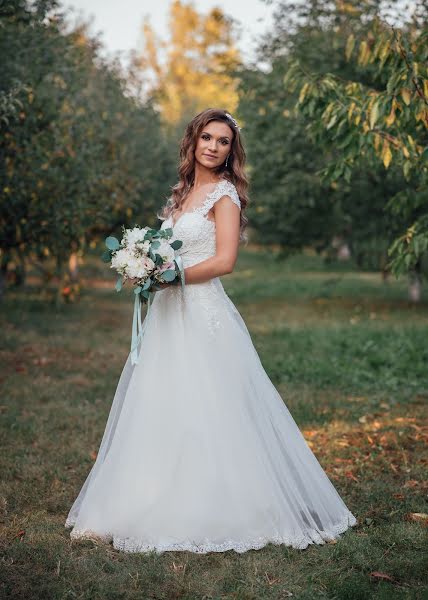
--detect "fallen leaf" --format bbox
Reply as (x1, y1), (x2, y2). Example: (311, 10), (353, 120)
(406, 512), (428, 525)
(15, 529), (26, 539)
(403, 480), (419, 488)
(370, 571), (395, 582)
(303, 430), (318, 438)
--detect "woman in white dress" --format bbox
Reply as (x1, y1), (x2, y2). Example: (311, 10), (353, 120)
(65, 108), (357, 554)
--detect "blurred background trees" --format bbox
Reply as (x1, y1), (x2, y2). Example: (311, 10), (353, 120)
(240, 1), (427, 291)
(0, 0), (169, 303)
(275, 0), (428, 297)
(1, 0), (427, 303)
(136, 0), (241, 126)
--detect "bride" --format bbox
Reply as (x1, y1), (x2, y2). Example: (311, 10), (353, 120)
(65, 108), (357, 554)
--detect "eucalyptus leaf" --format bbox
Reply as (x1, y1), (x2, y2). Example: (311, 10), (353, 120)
(106, 236), (120, 250)
(170, 240), (183, 250)
(161, 269), (176, 282)
(115, 276), (123, 292)
(134, 286), (142, 294)
(101, 249), (112, 263)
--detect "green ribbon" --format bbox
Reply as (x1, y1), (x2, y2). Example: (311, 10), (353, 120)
(175, 255), (186, 290)
(130, 255), (185, 365)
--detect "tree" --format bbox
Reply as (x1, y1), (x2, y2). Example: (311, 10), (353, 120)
(0, 0), (169, 303)
(237, 0), (407, 266)
(283, 1), (428, 288)
(135, 0), (242, 125)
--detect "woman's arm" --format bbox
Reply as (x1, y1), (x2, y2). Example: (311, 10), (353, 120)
(183, 195), (241, 285)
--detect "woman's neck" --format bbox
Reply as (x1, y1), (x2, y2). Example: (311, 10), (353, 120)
(192, 167), (224, 189)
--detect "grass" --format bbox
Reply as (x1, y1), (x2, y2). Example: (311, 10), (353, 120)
(1, 246), (427, 599)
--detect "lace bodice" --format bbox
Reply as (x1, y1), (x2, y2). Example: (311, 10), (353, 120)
(160, 178), (241, 269)
(154, 177), (242, 335)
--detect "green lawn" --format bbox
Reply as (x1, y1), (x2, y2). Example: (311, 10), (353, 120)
(1, 247), (427, 599)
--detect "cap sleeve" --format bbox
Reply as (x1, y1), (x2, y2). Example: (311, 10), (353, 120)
(199, 180), (241, 217)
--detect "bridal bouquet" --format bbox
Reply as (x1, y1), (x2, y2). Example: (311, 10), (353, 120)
(101, 224), (185, 365)
(102, 224), (184, 300)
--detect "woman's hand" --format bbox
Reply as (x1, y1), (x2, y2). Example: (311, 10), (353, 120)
(152, 281), (170, 291)
(127, 278), (171, 291)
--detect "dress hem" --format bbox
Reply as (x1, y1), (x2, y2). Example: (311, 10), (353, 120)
(64, 511), (357, 554)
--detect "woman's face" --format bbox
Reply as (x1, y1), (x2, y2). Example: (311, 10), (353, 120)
(194, 120), (234, 171)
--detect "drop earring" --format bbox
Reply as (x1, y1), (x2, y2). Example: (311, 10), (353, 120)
(225, 154), (230, 167)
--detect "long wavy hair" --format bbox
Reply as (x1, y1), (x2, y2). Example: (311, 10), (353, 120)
(157, 108), (249, 243)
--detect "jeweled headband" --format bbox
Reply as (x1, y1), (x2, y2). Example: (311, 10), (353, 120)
(225, 112), (242, 132)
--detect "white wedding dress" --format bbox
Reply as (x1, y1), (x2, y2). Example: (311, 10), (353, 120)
(65, 176), (357, 554)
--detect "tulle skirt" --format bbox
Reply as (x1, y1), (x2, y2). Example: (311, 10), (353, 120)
(65, 277), (357, 553)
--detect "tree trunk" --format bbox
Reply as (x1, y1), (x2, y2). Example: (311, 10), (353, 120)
(408, 261), (422, 303)
(68, 252), (79, 282)
(0, 250), (10, 300)
(55, 255), (66, 309)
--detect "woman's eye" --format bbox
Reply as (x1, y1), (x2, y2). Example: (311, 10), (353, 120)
(202, 134), (229, 144)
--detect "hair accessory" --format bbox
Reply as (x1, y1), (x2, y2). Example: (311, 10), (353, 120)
(225, 112), (242, 131)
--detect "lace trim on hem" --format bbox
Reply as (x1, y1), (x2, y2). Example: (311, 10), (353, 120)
(65, 511), (357, 554)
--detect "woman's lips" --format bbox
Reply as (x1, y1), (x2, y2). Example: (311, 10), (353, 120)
(204, 154), (217, 159)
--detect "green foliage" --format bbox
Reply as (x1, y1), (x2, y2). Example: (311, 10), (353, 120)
(105, 237), (120, 251)
(238, 0), (416, 273)
(283, 1), (428, 277)
(388, 214), (428, 273)
(238, 55), (339, 256)
(0, 0), (171, 297)
(161, 269), (176, 282)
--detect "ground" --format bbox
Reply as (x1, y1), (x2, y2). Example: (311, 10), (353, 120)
(1, 247), (427, 599)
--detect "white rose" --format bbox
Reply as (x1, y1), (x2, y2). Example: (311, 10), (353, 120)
(111, 248), (133, 273)
(155, 239), (175, 264)
(122, 226), (149, 248)
(142, 256), (155, 273)
(126, 256), (155, 279)
(140, 239), (151, 254)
